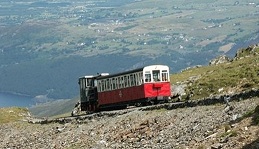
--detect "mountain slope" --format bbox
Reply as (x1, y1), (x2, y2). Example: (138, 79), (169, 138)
(171, 44), (259, 100)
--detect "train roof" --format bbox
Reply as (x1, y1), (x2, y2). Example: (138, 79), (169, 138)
(79, 73), (109, 79)
(97, 65), (169, 80)
(97, 67), (144, 80)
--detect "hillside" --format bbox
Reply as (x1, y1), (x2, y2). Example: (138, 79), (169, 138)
(171, 44), (259, 100)
(0, 45), (259, 148)
(0, 0), (259, 99)
(28, 44), (259, 118)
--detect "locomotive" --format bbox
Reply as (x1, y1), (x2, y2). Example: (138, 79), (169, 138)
(76, 65), (171, 114)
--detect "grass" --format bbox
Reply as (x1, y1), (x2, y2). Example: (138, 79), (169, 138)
(170, 46), (259, 100)
(0, 107), (29, 124)
(220, 130), (238, 138)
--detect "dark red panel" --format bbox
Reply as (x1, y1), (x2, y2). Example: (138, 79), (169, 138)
(98, 82), (171, 106)
(98, 85), (145, 105)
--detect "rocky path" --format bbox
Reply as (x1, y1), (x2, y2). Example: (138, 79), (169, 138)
(0, 97), (259, 149)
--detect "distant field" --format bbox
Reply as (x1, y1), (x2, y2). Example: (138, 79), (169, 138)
(0, 0), (258, 99)
(1, 0), (258, 57)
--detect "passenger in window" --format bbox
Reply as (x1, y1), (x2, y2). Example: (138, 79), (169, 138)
(145, 78), (150, 82)
(153, 76), (160, 82)
(162, 76), (167, 81)
(162, 74), (168, 81)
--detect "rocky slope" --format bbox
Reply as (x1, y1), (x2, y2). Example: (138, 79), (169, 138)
(0, 97), (259, 149)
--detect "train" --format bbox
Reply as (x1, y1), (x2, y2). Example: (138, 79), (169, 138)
(74, 65), (172, 114)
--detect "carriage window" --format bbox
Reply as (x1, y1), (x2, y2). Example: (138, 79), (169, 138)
(127, 75), (130, 87)
(134, 74), (137, 86)
(120, 76), (124, 88)
(112, 78), (115, 90)
(130, 74), (135, 86)
(124, 76), (128, 87)
(87, 78), (93, 87)
(136, 73), (140, 85)
(152, 70), (160, 82)
(139, 72), (143, 84)
(98, 81), (101, 92)
(114, 78), (117, 90)
(135, 74), (138, 85)
(162, 70), (169, 81)
(93, 80), (97, 88)
(101, 80), (105, 91)
(118, 77), (120, 88)
(106, 79), (110, 90)
(145, 71), (151, 82)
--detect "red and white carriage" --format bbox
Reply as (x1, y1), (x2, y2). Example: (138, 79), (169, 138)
(78, 65), (171, 112)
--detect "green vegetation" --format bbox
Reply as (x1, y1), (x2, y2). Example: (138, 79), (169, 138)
(0, 107), (28, 124)
(220, 130), (238, 138)
(171, 46), (259, 100)
(0, 0), (258, 99)
(29, 98), (78, 117)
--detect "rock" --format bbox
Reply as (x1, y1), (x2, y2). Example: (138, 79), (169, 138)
(209, 55), (231, 65)
(211, 143), (223, 149)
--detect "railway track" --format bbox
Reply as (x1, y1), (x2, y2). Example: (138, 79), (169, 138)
(28, 88), (259, 124)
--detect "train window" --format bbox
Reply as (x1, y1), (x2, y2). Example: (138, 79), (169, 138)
(79, 79), (84, 91)
(102, 80), (105, 91)
(124, 76), (128, 87)
(100, 80), (103, 91)
(138, 72), (143, 85)
(106, 79), (110, 91)
(104, 80), (107, 91)
(97, 81), (101, 92)
(94, 80), (97, 87)
(110, 79), (112, 90)
(135, 73), (139, 85)
(134, 74), (137, 86)
(87, 78), (94, 87)
(83, 79), (87, 87)
(116, 77), (119, 89)
(113, 78), (116, 90)
(134, 73), (139, 86)
(145, 71), (151, 82)
(87, 79), (90, 87)
(119, 77), (123, 88)
(115, 78), (117, 89)
(152, 70), (160, 82)
(102, 80), (104, 91)
(162, 70), (169, 81)
(120, 76), (123, 88)
(111, 78), (114, 90)
(127, 75), (130, 87)
(110, 79), (113, 90)
(117, 77), (121, 89)
(111, 78), (113, 90)
(105, 79), (108, 91)
(130, 74), (135, 86)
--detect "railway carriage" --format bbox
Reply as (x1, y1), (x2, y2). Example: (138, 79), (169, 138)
(78, 65), (171, 112)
